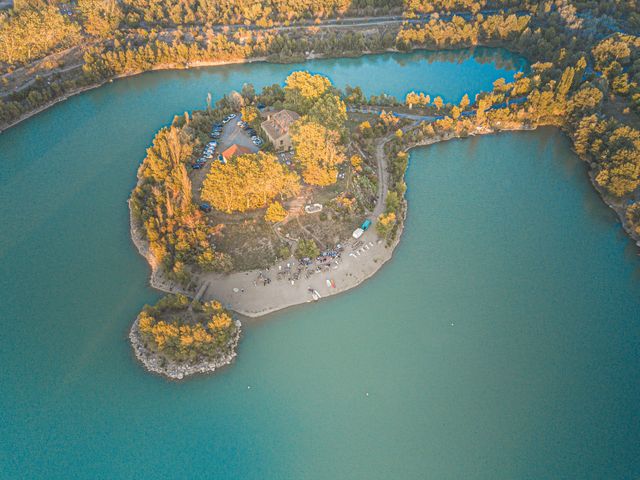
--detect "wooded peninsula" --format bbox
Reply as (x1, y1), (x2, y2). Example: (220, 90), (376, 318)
(4, 0), (639, 378)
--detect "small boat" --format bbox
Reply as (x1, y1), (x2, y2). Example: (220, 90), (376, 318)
(330, 279), (336, 288)
(326, 279), (332, 288)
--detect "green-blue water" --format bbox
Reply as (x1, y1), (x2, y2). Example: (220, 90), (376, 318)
(1, 49), (639, 479)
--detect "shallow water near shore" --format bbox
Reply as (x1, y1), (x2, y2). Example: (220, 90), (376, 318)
(1, 49), (639, 478)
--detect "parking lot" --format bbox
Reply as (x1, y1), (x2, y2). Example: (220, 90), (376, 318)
(218, 116), (261, 153)
(191, 113), (262, 200)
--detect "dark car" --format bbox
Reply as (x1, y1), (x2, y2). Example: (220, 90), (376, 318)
(199, 203), (212, 213)
(192, 163), (202, 169)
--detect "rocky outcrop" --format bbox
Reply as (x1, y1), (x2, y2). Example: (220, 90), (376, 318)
(129, 317), (242, 380)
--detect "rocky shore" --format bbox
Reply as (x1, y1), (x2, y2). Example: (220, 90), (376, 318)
(128, 198), (191, 296)
(127, 119), (640, 380)
(129, 315), (242, 380)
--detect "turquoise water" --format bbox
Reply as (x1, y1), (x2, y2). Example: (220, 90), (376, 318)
(1, 49), (639, 478)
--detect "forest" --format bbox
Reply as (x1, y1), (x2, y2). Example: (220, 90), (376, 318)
(3, 0), (639, 131)
(130, 118), (233, 285)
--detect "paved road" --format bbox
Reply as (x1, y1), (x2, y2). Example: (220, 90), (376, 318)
(371, 120), (421, 218)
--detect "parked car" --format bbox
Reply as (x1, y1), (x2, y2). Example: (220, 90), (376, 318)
(199, 203), (212, 213)
(192, 163), (202, 169)
(228, 113), (236, 119)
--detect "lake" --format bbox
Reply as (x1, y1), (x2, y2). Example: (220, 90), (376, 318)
(1, 48), (639, 479)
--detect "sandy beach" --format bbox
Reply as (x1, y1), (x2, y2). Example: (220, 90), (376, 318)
(129, 128), (404, 317)
(130, 115), (640, 320)
(130, 122), (542, 318)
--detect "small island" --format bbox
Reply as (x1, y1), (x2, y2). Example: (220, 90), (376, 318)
(129, 294), (241, 379)
(129, 71), (409, 319)
(130, 44), (640, 378)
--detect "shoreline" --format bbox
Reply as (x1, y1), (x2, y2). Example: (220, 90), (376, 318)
(128, 119), (640, 319)
(129, 314), (242, 380)
(1, 43), (517, 134)
(0, 56), (268, 134)
(128, 123), (536, 320)
(127, 120), (639, 377)
(127, 147), (404, 318)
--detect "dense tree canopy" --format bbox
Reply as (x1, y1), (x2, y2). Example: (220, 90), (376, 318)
(284, 71), (332, 113)
(201, 152), (301, 213)
(307, 93), (348, 131)
(0, 5), (81, 64)
(137, 294), (237, 363)
(131, 123), (232, 281)
(291, 120), (346, 186)
(78, 0), (124, 37)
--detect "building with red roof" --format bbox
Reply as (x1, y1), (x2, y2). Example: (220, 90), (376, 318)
(221, 144), (253, 162)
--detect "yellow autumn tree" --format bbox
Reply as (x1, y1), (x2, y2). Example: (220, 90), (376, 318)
(291, 120), (346, 186)
(359, 121), (371, 131)
(284, 71), (332, 113)
(376, 212), (397, 238)
(350, 155), (363, 172)
(209, 313), (233, 330)
(265, 201), (287, 222)
(241, 105), (259, 123)
(405, 91), (430, 108)
(201, 152), (300, 213)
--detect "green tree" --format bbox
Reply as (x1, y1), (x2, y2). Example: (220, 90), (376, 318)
(295, 239), (320, 259)
(460, 93), (470, 109)
(78, 0), (123, 37)
(307, 94), (347, 131)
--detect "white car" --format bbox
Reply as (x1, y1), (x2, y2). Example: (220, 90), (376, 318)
(228, 113), (236, 119)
